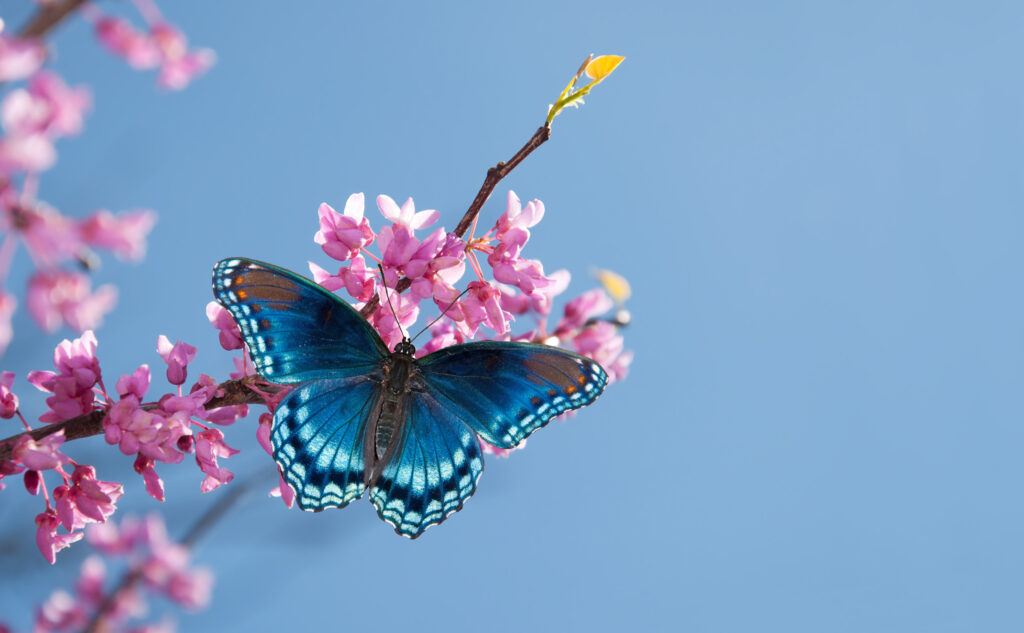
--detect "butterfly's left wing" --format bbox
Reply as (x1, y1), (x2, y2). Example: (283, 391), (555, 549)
(368, 388), (484, 538)
(416, 341), (608, 449)
(213, 258), (388, 383)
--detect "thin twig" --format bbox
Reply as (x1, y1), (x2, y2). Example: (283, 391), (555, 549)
(0, 378), (283, 462)
(18, 0), (89, 39)
(82, 479), (253, 633)
(359, 123), (551, 318)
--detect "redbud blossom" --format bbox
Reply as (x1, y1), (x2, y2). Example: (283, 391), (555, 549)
(12, 431), (70, 470)
(26, 270), (117, 333)
(194, 428), (238, 492)
(0, 370), (18, 417)
(314, 195), (375, 261)
(156, 335), (197, 385)
(205, 301), (243, 350)
(35, 509), (84, 564)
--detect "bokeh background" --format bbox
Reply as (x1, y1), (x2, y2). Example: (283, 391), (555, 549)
(2, 1), (1024, 631)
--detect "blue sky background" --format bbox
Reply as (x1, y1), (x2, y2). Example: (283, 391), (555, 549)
(1, 1), (1023, 631)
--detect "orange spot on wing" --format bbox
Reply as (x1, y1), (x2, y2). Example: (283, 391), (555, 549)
(530, 396), (542, 406)
(566, 385), (578, 394)
(236, 289), (248, 300)
(577, 374), (587, 385)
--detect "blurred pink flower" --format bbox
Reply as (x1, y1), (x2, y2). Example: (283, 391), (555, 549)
(0, 133), (55, 172)
(150, 22), (215, 90)
(556, 288), (614, 335)
(1, 71), (91, 139)
(0, 34), (45, 82)
(314, 195), (375, 262)
(0, 370), (17, 418)
(94, 16), (161, 69)
(0, 291), (15, 355)
(78, 208), (157, 260)
(26, 270), (117, 333)
(270, 471), (295, 508)
(573, 321), (632, 382)
(156, 335), (197, 385)
(205, 301), (242, 350)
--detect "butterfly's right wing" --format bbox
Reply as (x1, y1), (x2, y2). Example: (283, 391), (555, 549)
(213, 258), (388, 383)
(273, 375), (382, 511)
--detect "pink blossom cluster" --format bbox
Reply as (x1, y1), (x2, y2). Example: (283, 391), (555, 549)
(0, 1), (211, 356)
(0, 514), (212, 633)
(236, 191), (632, 463)
(0, 330), (246, 563)
(85, 0), (215, 91)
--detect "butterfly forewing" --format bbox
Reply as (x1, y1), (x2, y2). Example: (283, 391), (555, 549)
(416, 341), (608, 449)
(212, 258), (388, 383)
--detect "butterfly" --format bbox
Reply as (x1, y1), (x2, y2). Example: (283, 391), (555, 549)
(212, 258), (607, 538)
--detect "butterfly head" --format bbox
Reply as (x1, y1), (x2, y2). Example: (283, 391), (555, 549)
(393, 338), (416, 358)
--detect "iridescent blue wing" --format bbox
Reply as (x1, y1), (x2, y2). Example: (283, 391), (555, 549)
(416, 342), (608, 449)
(273, 375), (381, 510)
(369, 389), (484, 538)
(212, 258), (388, 383)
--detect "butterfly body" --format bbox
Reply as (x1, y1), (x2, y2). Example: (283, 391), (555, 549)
(213, 257), (607, 538)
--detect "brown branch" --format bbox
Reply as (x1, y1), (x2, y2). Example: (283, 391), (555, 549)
(0, 378), (283, 463)
(359, 123), (552, 318)
(18, 0), (89, 39)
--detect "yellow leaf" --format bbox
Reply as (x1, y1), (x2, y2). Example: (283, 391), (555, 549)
(594, 268), (631, 303)
(585, 55), (625, 82)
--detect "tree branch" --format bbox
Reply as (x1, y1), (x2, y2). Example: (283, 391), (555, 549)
(17, 0), (89, 39)
(0, 379), (283, 463)
(359, 123), (551, 318)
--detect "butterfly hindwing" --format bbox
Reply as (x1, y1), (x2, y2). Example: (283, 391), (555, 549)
(417, 342), (608, 449)
(213, 258), (388, 383)
(272, 375), (382, 511)
(369, 388), (484, 538)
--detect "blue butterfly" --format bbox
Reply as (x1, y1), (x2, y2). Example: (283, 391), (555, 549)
(212, 258), (607, 538)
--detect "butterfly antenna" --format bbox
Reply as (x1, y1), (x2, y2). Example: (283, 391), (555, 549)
(377, 264), (407, 339)
(410, 285), (472, 343)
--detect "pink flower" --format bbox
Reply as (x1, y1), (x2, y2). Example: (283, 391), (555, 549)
(53, 464), (123, 530)
(135, 455), (165, 502)
(28, 331), (102, 423)
(490, 191), (544, 256)
(377, 194), (439, 230)
(205, 301), (242, 350)
(0, 458), (26, 491)
(194, 428), (238, 492)
(0, 370), (18, 418)
(573, 321), (631, 382)
(12, 430), (69, 470)
(35, 509), (83, 564)
(94, 17), (161, 69)
(1, 71), (91, 139)
(556, 288), (614, 335)
(447, 280), (512, 336)
(270, 471), (296, 508)
(33, 588), (86, 631)
(0, 290), (15, 356)
(0, 133), (55, 172)
(0, 34), (45, 82)
(75, 555), (107, 607)
(309, 255), (377, 303)
(26, 270), (117, 333)
(104, 397), (190, 463)
(150, 22), (216, 91)
(116, 365), (151, 399)
(256, 412), (273, 455)
(314, 195), (375, 262)
(156, 335), (197, 385)
(369, 283), (420, 349)
(78, 208), (156, 260)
